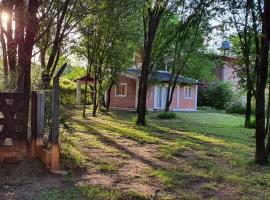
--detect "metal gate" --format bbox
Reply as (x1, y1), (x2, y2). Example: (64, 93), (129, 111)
(0, 93), (28, 147)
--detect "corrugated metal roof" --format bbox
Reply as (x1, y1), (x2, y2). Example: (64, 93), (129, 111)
(127, 68), (198, 84)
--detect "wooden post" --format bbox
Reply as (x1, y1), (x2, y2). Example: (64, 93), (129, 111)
(50, 63), (67, 171)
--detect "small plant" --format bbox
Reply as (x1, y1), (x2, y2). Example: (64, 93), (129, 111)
(157, 112), (177, 120)
(246, 116), (256, 128)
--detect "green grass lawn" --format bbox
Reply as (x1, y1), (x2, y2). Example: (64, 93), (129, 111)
(50, 109), (270, 200)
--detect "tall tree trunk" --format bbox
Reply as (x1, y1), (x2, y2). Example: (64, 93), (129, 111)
(17, 0), (39, 94)
(255, 0), (270, 164)
(137, 7), (165, 125)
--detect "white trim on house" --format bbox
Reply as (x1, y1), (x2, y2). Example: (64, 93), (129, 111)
(115, 83), (127, 97)
(153, 86), (158, 109)
(194, 85), (198, 111)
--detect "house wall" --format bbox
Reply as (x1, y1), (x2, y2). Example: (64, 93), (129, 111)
(223, 64), (239, 84)
(110, 75), (136, 109)
(177, 85), (197, 111)
(109, 74), (197, 112)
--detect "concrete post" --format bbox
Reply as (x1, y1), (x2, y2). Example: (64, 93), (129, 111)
(51, 63), (67, 171)
(76, 80), (81, 105)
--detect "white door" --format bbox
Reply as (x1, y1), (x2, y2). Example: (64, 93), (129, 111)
(155, 86), (168, 109)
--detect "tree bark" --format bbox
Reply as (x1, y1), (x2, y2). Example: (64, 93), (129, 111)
(17, 0), (39, 94)
(244, 88), (252, 127)
(106, 82), (114, 111)
(92, 73), (98, 117)
(137, 6), (165, 125)
(255, 0), (270, 165)
(0, 28), (8, 88)
(82, 81), (88, 118)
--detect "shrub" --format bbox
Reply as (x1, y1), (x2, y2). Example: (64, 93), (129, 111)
(157, 112), (177, 120)
(226, 102), (246, 115)
(198, 106), (225, 113)
(131, 115), (149, 124)
(198, 82), (233, 110)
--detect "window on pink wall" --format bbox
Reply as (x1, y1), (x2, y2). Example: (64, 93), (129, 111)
(115, 83), (127, 97)
(184, 86), (192, 99)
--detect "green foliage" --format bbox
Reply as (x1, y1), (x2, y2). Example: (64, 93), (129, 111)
(63, 66), (86, 80)
(59, 78), (77, 105)
(246, 116), (256, 129)
(226, 102), (246, 115)
(156, 112), (177, 120)
(198, 82), (233, 110)
(198, 106), (225, 113)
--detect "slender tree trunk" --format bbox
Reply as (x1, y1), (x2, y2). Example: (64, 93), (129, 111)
(0, 28), (8, 89)
(137, 76), (148, 125)
(92, 73), (98, 117)
(106, 82), (114, 111)
(137, 8), (165, 125)
(82, 81), (88, 118)
(255, 0), (270, 164)
(265, 84), (270, 156)
(165, 83), (178, 112)
(266, 86), (270, 133)
(244, 89), (252, 127)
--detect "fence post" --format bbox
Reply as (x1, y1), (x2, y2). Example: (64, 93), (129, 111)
(31, 92), (38, 158)
(50, 63), (67, 171)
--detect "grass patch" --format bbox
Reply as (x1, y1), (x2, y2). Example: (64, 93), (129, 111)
(96, 160), (120, 172)
(60, 135), (87, 169)
(80, 185), (121, 200)
(38, 188), (83, 200)
(66, 108), (270, 199)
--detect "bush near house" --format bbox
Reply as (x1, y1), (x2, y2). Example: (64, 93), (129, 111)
(198, 82), (233, 110)
(225, 102), (246, 115)
(59, 78), (91, 105)
(157, 112), (177, 120)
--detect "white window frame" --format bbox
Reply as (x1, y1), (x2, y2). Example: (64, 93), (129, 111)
(115, 83), (127, 97)
(184, 86), (192, 99)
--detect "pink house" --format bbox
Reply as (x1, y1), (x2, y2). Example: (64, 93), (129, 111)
(107, 68), (198, 112)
